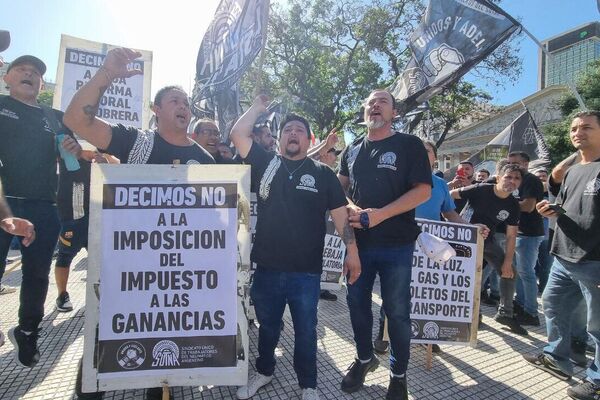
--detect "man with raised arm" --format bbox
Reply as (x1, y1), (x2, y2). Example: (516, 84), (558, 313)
(63, 47), (213, 165)
(230, 95), (361, 400)
(63, 47), (214, 400)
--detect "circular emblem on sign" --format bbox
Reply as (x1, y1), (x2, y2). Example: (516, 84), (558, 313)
(116, 341), (146, 370)
(423, 321), (440, 339)
(410, 320), (420, 338)
(186, 159), (201, 165)
(152, 340), (180, 367)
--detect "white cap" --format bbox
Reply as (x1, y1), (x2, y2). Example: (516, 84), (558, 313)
(417, 232), (456, 265)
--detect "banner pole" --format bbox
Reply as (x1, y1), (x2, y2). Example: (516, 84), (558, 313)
(254, 0), (271, 96)
(519, 25), (587, 110)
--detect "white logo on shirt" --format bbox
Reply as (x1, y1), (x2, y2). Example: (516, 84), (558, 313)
(0, 108), (19, 120)
(497, 210), (509, 221)
(377, 152), (397, 170)
(41, 117), (53, 133)
(584, 178), (600, 196)
(512, 189), (519, 198)
(296, 174), (318, 193)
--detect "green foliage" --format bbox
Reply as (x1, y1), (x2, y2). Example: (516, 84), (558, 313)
(37, 90), (54, 107)
(241, 0), (521, 140)
(541, 60), (600, 165)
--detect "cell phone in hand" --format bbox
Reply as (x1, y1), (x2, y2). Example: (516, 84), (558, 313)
(547, 203), (566, 215)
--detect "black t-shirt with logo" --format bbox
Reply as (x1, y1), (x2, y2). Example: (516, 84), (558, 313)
(459, 183), (520, 241)
(245, 142), (347, 274)
(552, 159), (600, 262)
(453, 179), (476, 214)
(513, 172), (544, 236)
(0, 95), (63, 202)
(339, 133), (432, 247)
(104, 124), (215, 165)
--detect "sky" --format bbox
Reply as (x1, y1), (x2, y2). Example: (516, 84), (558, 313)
(1, 0), (598, 107)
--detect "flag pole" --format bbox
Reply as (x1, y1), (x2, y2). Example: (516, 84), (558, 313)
(519, 25), (587, 110)
(255, 0), (271, 96)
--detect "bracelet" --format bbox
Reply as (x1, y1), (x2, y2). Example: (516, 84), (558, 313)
(98, 67), (114, 83)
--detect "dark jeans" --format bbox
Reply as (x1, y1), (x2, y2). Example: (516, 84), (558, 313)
(484, 234), (516, 317)
(347, 244), (414, 375)
(0, 198), (60, 331)
(251, 268), (320, 389)
(535, 238), (553, 294)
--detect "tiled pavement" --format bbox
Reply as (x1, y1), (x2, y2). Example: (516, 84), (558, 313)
(0, 251), (591, 399)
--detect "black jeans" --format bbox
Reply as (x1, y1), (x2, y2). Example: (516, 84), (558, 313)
(0, 198), (60, 331)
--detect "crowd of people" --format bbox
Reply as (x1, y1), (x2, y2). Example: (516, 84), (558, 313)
(0, 45), (598, 400)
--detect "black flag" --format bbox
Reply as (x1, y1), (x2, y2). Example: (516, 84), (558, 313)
(389, 0), (519, 115)
(192, 0), (269, 134)
(444, 108), (550, 179)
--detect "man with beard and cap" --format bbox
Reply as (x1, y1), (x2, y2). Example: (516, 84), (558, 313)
(63, 47), (214, 400)
(338, 89), (432, 400)
(1, 53), (67, 368)
(451, 163), (527, 336)
(230, 95), (361, 400)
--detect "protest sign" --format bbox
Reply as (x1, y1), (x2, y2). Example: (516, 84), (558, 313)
(82, 165), (250, 392)
(320, 212), (346, 291)
(53, 34), (152, 129)
(410, 218), (483, 347)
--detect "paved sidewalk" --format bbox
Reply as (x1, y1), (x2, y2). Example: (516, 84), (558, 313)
(0, 251), (591, 399)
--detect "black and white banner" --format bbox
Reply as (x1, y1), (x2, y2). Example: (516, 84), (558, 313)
(193, 0), (269, 101)
(389, 0), (519, 114)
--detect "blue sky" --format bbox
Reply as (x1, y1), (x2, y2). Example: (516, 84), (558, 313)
(1, 0), (598, 106)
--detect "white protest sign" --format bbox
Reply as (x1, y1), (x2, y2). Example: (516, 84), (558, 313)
(410, 219), (483, 347)
(320, 212), (346, 291)
(82, 165), (250, 392)
(53, 34), (152, 129)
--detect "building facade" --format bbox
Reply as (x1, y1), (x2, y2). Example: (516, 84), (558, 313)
(538, 21), (600, 89)
(438, 85), (568, 171)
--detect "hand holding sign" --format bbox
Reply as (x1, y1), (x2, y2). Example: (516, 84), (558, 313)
(101, 47), (143, 81)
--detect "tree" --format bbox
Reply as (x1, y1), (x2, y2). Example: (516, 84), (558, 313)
(542, 60), (600, 165)
(37, 90), (54, 107)
(241, 0), (522, 140)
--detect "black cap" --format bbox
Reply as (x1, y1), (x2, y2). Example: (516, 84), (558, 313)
(0, 30), (10, 52)
(7, 55), (46, 75)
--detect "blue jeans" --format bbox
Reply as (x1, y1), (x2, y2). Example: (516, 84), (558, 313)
(347, 244), (414, 375)
(251, 268), (320, 389)
(542, 257), (600, 384)
(514, 235), (544, 316)
(0, 198), (60, 331)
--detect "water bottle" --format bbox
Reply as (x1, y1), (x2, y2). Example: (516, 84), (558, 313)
(56, 133), (80, 171)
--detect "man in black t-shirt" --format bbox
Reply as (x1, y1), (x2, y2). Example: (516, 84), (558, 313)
(524, 111), (600, 400)
(63, 47), (214, 400)
(191, 119), (238, 164)
(507, 151), (545, 326)
(63, 48), (214, 167)
(1, 55), (64, 368)
(230, 96), (361, 400)
(338, 89), (432, 400)
(451, 163), (528, 336)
